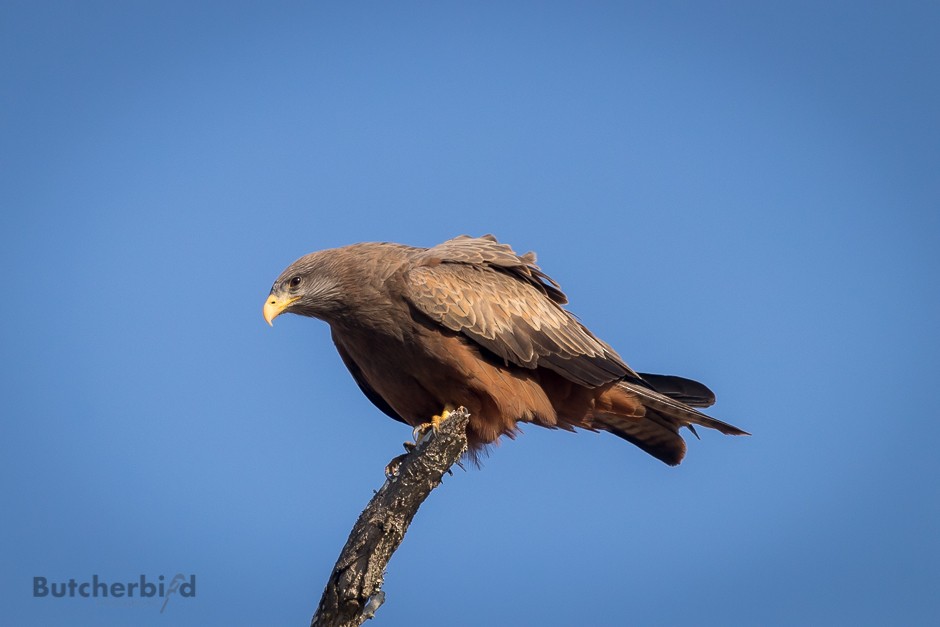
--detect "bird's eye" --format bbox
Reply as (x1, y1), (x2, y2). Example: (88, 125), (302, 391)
(289, 276), (302, 289)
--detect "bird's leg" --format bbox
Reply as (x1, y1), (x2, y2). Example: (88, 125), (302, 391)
(412, 406), (455, 443)
(386, 407), (456, 479)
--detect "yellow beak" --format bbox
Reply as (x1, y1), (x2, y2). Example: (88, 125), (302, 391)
(263, 294), (299, 326)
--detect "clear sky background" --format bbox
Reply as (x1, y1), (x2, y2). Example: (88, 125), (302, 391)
(2, 2), (938, 626)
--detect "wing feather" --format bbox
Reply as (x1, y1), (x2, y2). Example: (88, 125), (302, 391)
(331, 331), (407, 425)
(404, 235), (638, 387)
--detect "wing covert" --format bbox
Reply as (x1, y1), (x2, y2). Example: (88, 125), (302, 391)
(403, 235), (637, 387)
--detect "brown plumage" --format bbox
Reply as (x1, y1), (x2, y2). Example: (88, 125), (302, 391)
(263, 235), (747, 465)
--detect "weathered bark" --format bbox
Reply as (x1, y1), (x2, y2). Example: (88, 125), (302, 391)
(311, 408), (470, 627)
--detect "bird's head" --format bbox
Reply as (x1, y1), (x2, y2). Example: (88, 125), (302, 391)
(263, 251), (344, 326)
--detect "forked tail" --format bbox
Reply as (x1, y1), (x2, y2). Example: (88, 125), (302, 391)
(594, 375), (748, 465)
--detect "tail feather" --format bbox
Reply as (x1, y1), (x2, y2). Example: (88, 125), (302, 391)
(594, 379), (748, 466)
(595, 408), (688, 465)
(636, 373), (717, 408)
(621, 381), (748, 436)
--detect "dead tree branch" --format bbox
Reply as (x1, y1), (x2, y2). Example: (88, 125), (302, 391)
(310, 407), (470, 627)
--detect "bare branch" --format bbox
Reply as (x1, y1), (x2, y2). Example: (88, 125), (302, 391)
(311, 407), (471, 627)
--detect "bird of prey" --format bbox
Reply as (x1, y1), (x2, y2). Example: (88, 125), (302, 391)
(263, 235), (746, 465)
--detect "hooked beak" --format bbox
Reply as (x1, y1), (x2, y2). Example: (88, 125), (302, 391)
(263, 293), (299, 326)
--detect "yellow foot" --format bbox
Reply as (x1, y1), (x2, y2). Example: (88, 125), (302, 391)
(412, 408), (453, 443)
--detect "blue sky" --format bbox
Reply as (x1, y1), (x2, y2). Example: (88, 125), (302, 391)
(2, 2), (938, 625)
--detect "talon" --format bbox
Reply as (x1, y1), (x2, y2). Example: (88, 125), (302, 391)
(412, 408), (452, 443)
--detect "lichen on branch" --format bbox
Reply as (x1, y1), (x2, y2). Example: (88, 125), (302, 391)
(311, 407), (470, 627)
